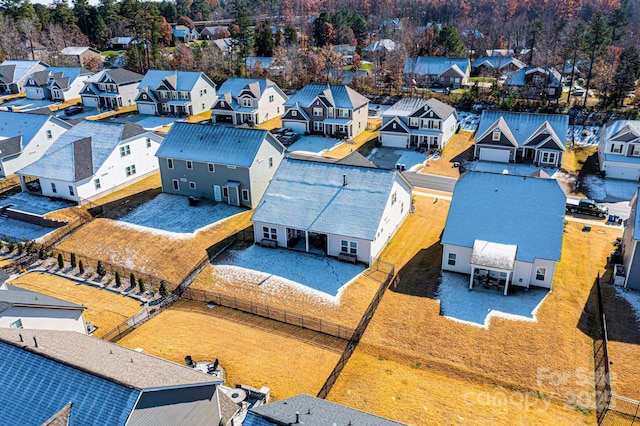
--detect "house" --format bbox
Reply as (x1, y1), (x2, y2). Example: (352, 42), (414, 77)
(0, 328), (240, 426)
(403, 56), (471, 88)
(59, 46), (103, 68)
(245, 56), (283, 77)
(199, 26), (227, 40)
(485, 49), (514, 57)
(471, 56), (526, 77)
(0, 60), (48, 94)
(621, 189), (640, 288)
(173, 25), (199, 42)
(331, 44), (357, 65)
(244, 394), (407, 426)
(379, 97), (457, 150)
(107, 36), (135, 50)
(441, 171), (565, 294)
(211, 38), (233, 55)
(597, 120), (640, 180)
(502, 66), (562, 100)
(362, 39), (400, 61)
(251, 158), (412, 265)
(379, 18), (402, 32)
(0, 111), (71, 177)
(156, 122), (285, 208)
(281, 83), (369, 138)
(135, 70), (217, 116)
(0, 283), (87, 334)
(211, 78), (287, 125)
(474, 111), (568, 167)
(24, 67), (93, 102)
(16, 121), (163, 203)
(80, 68), (143, 111)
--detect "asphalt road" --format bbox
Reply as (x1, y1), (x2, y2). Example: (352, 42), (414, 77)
(403, 171), (458, 193)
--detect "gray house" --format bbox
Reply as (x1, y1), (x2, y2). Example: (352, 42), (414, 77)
(156, 123), (285, 208)
(621, 189), (640, 289)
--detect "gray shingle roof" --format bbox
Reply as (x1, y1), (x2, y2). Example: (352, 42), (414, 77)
(0, 285), (85, 313)
(0, 111), (69, 152)
(137, 70), (215, 92)
(156, 122), (279, 167)
(284, 84), (369, 109)
(382, 97), (456, 120)
(403, 56), (470, 76)
(476, 111), (568, 148)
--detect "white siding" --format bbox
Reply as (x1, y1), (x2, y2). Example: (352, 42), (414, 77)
(63, 74), (91, 101)
(253, 222), (287, 247)
(189, 76), (218, 115)
(528, 258), (556, 289)
(256, 86), (286, 124)
(441, 244), (473, 274)
(352, 104), (368, 138)
(81, 95), (98, 107)
(327, 234), (371, 263)
(118, 84), (141, 108)
(0, 306), (87, 334)
(369, 177), (412, 261)
(440, 113), (457, 149)
(248, 138), (285, 208)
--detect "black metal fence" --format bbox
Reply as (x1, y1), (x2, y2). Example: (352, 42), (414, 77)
(101, 294), (178, 342)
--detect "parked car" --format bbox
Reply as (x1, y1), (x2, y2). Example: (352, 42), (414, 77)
(571, 86), (585, 97)
(566, 198), (608, 218)
(64, 105), (84, 116)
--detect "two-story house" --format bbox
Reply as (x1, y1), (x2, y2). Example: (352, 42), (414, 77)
(503, 67), (562, 100)
(211, 78), (287, 125)
(403, 56), (471, 88)
(135, 70), (217, 117)
(172, 25), (199, 42)
(24, 67), (93, 102)
(80, 68), (144, 111)
(281, 84), (369, 138)
(156, 122), (285, 208)
(598, 120), (640, 180)
(59, 46), (103, 69)
(0, 111), (71, 177)
(0, 60), (48, 94)
(471, 56), (526, 77)
(379, 97), (457, 150)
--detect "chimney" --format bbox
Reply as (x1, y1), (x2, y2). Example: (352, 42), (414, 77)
(33, 336), (38, 348)
(342, 174), (347, 186)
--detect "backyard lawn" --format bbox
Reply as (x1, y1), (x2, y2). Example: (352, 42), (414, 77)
(10, 272), (142, 338)
(417, 131), (475, 178)
(325, 196), (621, 425)
(118, 299), (344, 400)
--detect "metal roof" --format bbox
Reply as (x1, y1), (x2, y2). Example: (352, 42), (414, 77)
(476, 111), (568, 147)
(471, 56), (526, 69)
(251, 158), (404, 241)
(216, 77), (286, 100)
(156, 122), (280, 167)
(382, 97), (456, 120)
(441, 171), (566, 263)
(0, 60), (48, 84)
(0, 111), (70, 150)
(284, 83), (369, 109)
(601, 120), (640, 142)
(85, 68), (143, 85)
(403, 56), (470, 76)
(504, 66), (561, 86)
(137, 70), (215, 92)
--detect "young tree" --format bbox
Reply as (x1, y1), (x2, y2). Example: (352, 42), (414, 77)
(159, 280), (168, 297)
(38, 244), (47, 260)
(70, 252), (77, 268)
(57, 253), (64, 269)
(138, 277), (145, 293)
(130, 272), (136, 288)
(115, 271), (121, 287)
(96, 260), (107, 277)
(6, 238), (14, 253)
(16, 242), (24, 255)
(79, 260), (85, 274)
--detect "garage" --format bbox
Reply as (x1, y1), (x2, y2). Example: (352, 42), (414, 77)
(283, 121), (307, 134)
(479, 148), (511, 163)
(604, 164), (640, 181)
(214, 113), (234, 124)
(380, 132), (409, 148)
(137, 103), (156, 115)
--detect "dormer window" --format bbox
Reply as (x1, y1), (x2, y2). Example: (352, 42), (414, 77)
(221, 101), (225, 107)
(492, 130), (501, 141)
(292, 110), (297, 117)
(242, 98), (252, 107)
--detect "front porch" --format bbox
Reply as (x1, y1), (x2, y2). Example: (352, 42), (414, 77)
(286, 228), (327, 255)
(98, 95), (123, 110)
(409, 134), (440, 151)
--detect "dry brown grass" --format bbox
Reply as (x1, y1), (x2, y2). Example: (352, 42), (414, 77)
(325, 195), (621, 425)
(118, 299), (343, 399)
(323, 119), (381, 159)
(10, 272), (141, 338)
(415, 131), (474, 178)
(56, 209), (253, 286)
(254, 116), (282, 131)
(87, 104), (137, 120)
(561, 145), (598, 197)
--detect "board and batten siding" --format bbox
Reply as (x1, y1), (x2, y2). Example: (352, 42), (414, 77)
(0, 306), (86, 334)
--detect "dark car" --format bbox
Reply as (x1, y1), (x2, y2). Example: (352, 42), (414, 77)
(64, 105), (84, 116)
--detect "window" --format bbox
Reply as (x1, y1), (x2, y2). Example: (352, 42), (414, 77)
(269, 94), (274, 102)
(172, 179), (179, 190)
(291, 110), (298, 117)
(167, 158), (173, 169)
(409, 118), (419, 127)
(179, 91), (189, 99)
(611, 143), (623, 154)
(208, 163), (215, 172)
(51, 183), (57, 193)
(634, 146), (640, 157)
(242, 189), (249, 201)
(146, 138), (151, 148)
(492, 130), (501, 141)
(262, 226), (277, 240)
(203, 88), (207, 94)
(339, 109), (349, 118)
(532, 75), (542, 84)
(189, 181), (196, 189)
(541, 152), (557, 164)
(162, 103), (170, 113)
(125, 165), (136, 176)
(119, 145), (131, 157)
(313, 121), (323, 132)
(94, 179), (101, 190)
(268, 157), (273, 167)
(243, 98), (252, 107)
(220, 101), (225, 107)
(447, 253), (456, 266)
(313, 107), (323, 116)
(341, 240), (358, 255)
(10, 319), (22, 329)
(186, 160), (193, 169)
(46, 130), (52, 139)
(536, 267), (546, 281)
(202, 103), (205, 109)
(68, 185), (74, 196)
(391, 191), (397, 205)
(223, 186), (228, 197)
(328, 107), (334, 118)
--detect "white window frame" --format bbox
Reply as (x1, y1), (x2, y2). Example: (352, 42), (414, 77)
(125, 165), (136, 176)
(119, 145), (131, 157)
(313, 121), (323, 132)
(51, 182), (57, 193)
(340, 240), (357, 255)
(10, 319), (22, 328)
(339, 109), (350, 118)
(262, 226), (277, 240)
(223, 186), (228, 198)
(146, 138), (151, 148)
(541, 152), (557, 164)
(162, 103), (170, 113)
(167, 158), (174, 169)
(242, 98), (252, 107)
(536, 267), (546, 281)
(186, 160), (193, 169)
(291, 110), (298, 117)
(409, 117), (419, 127)
(242, 189), (249, 201)
(46, 130), (52, 139)
(268, 94), (274, 102)
(189, 181), (196, 189)
(94, 178), (101, 190)
(208, 163), (215, 172)
(448, 253), (456, 266)
(632, 145), (640, 157)
(172, 179), (179, 190)
(313, 107), (323, 117)
(492, 130), (501, 141)
(611, 143), (623, 154)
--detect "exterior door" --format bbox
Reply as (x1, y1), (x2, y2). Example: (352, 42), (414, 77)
(213, 185), (222, 201)
(227, 185), (240, 206)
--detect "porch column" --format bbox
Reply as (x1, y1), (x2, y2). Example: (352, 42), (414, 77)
(305, 231), (309, 252)
(504, 271), (511, 296)
(19, 176), (27, 192)
(469, 268), (475, 290)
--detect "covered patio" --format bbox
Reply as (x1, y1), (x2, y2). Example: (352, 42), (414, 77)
(469, 240), (516, 296)
(286, 227), (327, 255)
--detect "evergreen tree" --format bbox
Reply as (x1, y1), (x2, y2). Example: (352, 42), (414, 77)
(70, 252), (77, 268)
(254, 22), (274, 57)
(611, 46), (640, 107)
(436, 26), (466, 58)
(38, 244), (47, 260)
(57, 253), (64, 269)
(96, 260), (107, 277)
(159, 280), (168, 297)
(581, 12), (610, 107)
(138, 277), (145, 293)
(130, 272), (136, 287)
(79, 260), (85, 274)
(115, 271), (121, 287)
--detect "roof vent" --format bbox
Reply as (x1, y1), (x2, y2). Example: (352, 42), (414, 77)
(343, 174), (347, 186)
(18, 333), (23, 342)
(33, 336), (38, 348)
(295, 411), (300, 424)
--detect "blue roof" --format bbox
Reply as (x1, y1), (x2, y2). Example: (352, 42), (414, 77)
(471, 56), (525, 69)
(284, 84), (368, 109)
(477, 111), (568, 147)
(0, 60), (47, 83)
(252, 158), (402, 241)
(504, 67), (561, 86)
(0, 341), (139, 426)
(441, 172), (566, 262)
(602, 120), (640, 141)
(404, 56), (470, 76)
(156, 122), (277, 167)
(0, 111), (65, 150)
(138, 70), (212, 92)
(217, 78), (269, 97)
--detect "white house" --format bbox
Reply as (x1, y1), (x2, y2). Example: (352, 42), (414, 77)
(0, 111), (72, 178)
(211, 78), (287, 125)
(0, 60), (48, 94)
(597, 120), (640, 180)
(378, 97), (457, 150)
(135, 70), (218, 116)
(0, 283), (87, 334)
(251, 158), (412, 265)
(16, 121), (163, 203)
(441, 171), (565, 294)
(80, 68), (144, 111)
(24, 67), (93, 102)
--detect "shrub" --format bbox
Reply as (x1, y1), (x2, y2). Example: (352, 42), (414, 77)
(16, 242), (24, 255)
(7, 238), (15, 253)
(96, 260), (107, 277)
(26, 240), (37, 254)
(115, 271), (121, 287)
(159, 280), (168, 297)
(70, 253), (77, 268)
(130, 273), (136, 288)
(57, 253), (64, 269)
(138, 277), (146, 293)
(38, 245), (47, 260)
(78, 260), (85, 274)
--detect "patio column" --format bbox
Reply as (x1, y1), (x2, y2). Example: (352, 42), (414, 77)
(305, 231), (309, 252)
(469, 268), (475, 290)
(19, 176), (27, 192)
(504, 271), (511, 296)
